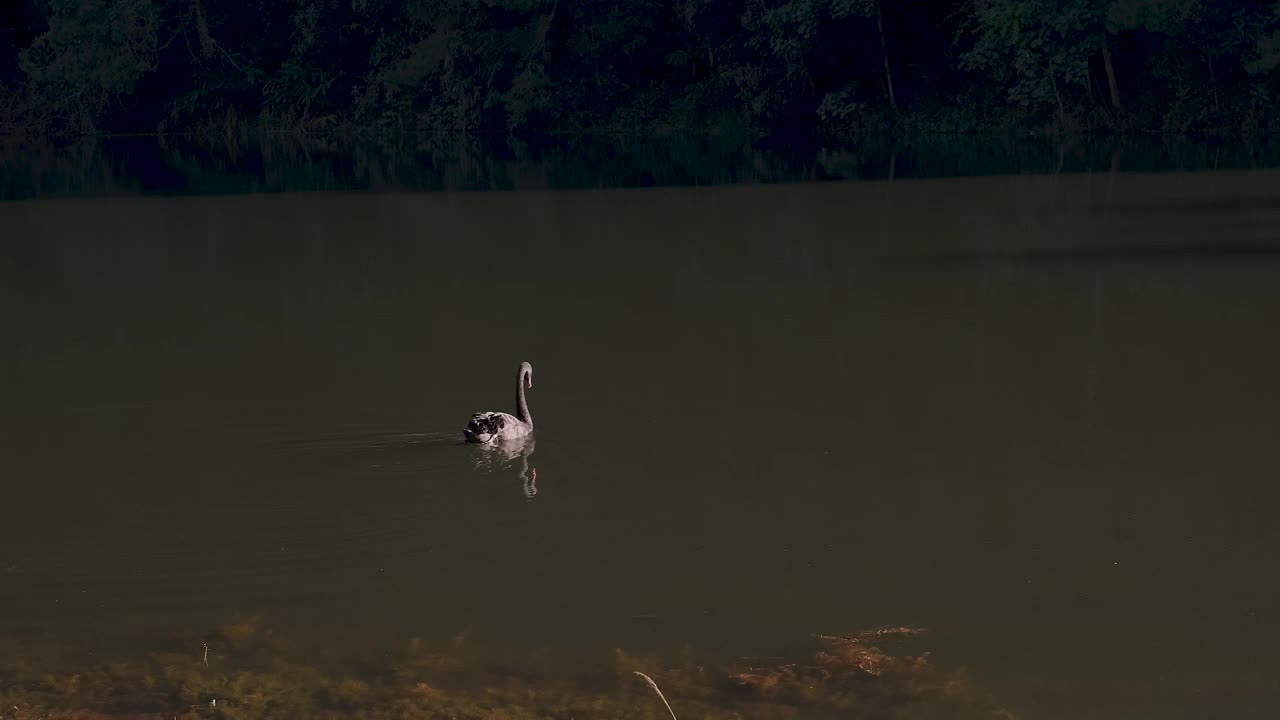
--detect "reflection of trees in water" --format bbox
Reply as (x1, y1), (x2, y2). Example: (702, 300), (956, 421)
(472, 437), (538, 501)
(8, 135), (1280, 201)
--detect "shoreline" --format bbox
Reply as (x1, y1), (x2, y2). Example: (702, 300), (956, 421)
(3, 134), (1280, 203)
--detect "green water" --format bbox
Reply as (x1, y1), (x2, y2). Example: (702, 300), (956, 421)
(2, 165), (1280, 719)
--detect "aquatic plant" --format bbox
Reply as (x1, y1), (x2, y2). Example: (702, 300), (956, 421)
(0, 619), (1009, 720)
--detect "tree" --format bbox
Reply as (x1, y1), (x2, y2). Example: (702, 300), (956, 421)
(19, 0), (160, 127)
(353, 0), (561, 132)
(963, 0), (1115, 126)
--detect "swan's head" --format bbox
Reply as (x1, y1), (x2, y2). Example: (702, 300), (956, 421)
(520, 361), (533, 389)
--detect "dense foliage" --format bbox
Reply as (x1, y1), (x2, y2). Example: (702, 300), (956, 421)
(2, 0), (1279, 138)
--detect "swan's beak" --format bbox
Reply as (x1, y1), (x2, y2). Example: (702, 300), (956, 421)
(527, 376), (533, 389)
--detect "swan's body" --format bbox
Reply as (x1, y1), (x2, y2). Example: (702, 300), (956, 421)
(464, 411), (531, 443)
(464, 362), (534, 444)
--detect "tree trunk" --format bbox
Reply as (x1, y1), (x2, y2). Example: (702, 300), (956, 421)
(1049, 63), (1064, 125)
(875, 0), (896, 110)
(1207, 55), (1220, 114)
(1101, 32), (1121, 111)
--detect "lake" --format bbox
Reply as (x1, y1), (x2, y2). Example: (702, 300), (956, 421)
(2, 141), (1280, 719)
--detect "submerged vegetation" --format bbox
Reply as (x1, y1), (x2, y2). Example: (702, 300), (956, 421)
(0, 618), (1008, 720)
(2, 1), (1280, 141)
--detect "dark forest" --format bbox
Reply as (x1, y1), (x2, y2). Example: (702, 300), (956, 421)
(2, 0), (1279, 140)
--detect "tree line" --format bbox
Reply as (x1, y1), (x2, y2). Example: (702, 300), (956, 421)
(2, 0), (1279, 140)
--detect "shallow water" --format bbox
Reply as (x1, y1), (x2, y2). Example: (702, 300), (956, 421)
(3, 169), (1280, 718)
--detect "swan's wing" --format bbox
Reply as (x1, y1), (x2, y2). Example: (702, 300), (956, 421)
(471, 412), (504, 435)
(466, 412), (507, 437)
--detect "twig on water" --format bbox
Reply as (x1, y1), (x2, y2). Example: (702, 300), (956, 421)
(633, 671), (678, 720)
(202, 643), (209, 667)
(812, 625), (927, 645)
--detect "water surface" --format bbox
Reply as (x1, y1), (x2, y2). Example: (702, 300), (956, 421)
(3, 169), (1280, 719)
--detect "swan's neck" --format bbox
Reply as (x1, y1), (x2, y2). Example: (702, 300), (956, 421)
(516, 370), (533, 427)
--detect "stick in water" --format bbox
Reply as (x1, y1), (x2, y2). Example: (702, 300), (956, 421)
(633, 671), (678, 720)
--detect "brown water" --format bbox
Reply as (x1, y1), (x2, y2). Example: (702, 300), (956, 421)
(3, 170), (1280, 718)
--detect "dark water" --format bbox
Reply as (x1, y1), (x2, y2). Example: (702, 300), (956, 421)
(3, 160), (1280, 718)
(4, 133), (1280, 200)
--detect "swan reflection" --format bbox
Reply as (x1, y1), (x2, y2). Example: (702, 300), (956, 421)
(470, 436), (538, 501)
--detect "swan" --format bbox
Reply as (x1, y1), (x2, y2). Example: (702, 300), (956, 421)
(464, 362), (534, 444)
